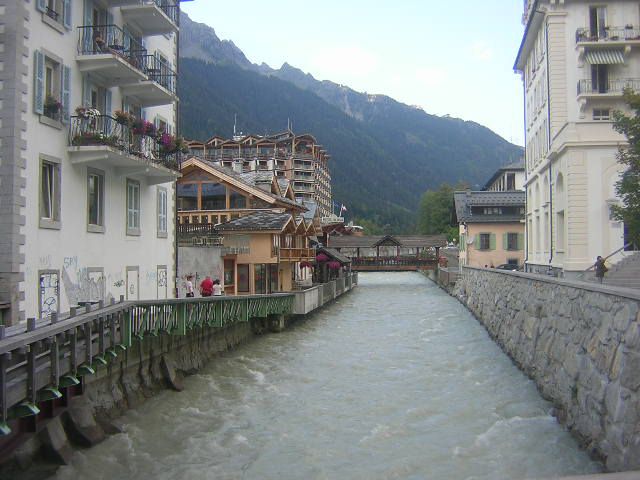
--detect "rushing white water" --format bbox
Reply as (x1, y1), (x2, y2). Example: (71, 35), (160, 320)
(54, 273), (602, 480)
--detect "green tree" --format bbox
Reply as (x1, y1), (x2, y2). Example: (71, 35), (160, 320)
(417, 183), (458, 241)
(612, 90), (640, 246)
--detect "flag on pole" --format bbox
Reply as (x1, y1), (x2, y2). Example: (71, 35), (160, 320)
(339, 204), (347, 214)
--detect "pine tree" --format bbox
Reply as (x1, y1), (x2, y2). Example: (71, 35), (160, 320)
(612, 90), (640, 246)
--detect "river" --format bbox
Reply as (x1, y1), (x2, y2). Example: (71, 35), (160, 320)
(54, 272), (603, 480)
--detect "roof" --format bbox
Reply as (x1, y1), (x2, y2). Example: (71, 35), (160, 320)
(217, 211), (293, 232)
(328, 235), (448, 249)
(454, 191), (525, 223)
(300, 200), (318, 221)
(317, 247), (351, 264)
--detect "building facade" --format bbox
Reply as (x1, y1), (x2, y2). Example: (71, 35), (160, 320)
(187, 130), (333, 219)
(176, 157), (317, 296)
(515, 0), (639, 277)
(0, 0), (182, 325)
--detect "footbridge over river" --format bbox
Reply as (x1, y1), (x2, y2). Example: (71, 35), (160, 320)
(327, 234), (447, 272)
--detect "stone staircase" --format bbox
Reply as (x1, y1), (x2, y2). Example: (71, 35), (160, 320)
(604, 251), (640, 290)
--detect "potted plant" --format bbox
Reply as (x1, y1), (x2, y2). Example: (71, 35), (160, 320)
(75, 106), (100, 119)
(44, 94), (62, 118)
(114, 109), (135, 127)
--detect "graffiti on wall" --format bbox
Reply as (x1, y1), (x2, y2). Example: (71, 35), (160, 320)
(39, 272), (59, 317)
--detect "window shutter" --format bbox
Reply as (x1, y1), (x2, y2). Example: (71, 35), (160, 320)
(474, 235), (481, 250)
(105, 89), (112, 117)
(61, 65), (71, 124)
(83, 0), (93, 25)
(36, 0), (46, 13)
(63, 0), (72, 30)
(106, 11), (114, 26)
(490, 234), (496, 251)
(82, 76), (92, 107)
(34, 50), (45, 115)
(517, 233), (525, 251)
(502, 233), (508, 251)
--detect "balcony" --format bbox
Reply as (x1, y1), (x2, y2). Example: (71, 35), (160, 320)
(292, 183), (315, 193)
(76, 25), (147, 87)
(576, 27), (640, 44)
(176, 223), (224, 247)
(120, 54), (177, 106)
(577, 78), (640, 98)
(120, 0), (179, 36)
(279, 247), (315, 262)
(67, 114), (180, 184)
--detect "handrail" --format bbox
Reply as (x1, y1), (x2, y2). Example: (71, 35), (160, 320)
(576, 26), (640, 43)
(578, 242), (636, 278)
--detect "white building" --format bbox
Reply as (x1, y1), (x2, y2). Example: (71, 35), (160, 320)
(515, 0), (639, 277)
(0, 0), (183, 325)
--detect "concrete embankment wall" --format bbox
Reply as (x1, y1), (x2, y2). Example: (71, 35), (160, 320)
(453, 267), (640, 472)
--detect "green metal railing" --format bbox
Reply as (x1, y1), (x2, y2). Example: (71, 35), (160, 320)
(0, 294), (294, 436)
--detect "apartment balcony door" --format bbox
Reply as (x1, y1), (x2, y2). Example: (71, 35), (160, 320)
(589, 6), (607, 39)
(591, 64), (608, 93)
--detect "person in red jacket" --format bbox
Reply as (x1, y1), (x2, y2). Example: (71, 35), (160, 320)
(200, 275), (213, 297)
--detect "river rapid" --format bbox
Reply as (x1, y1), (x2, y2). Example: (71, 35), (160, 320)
(54, 272), (602, 480)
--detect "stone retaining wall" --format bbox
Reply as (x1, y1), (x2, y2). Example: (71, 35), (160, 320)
(454, 267), (640, 471)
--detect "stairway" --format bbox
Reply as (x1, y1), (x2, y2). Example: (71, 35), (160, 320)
(604, 251), (640, 290)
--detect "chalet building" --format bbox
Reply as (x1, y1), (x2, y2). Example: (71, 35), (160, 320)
(0, 0), (182, 325)
(186, 130), (333, 219)
(453, 162), (526, 268)
(176, 157), (317, 296)
(515, 0), (639, 277)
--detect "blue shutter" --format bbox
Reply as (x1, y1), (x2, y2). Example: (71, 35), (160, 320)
(61, 65), (71, 123)
(36, 0), (46, 13)
(83, 0), (93, 25)
(63, 0), (72, 30)
(83, 76), (92, 107)
(105, 89), (112, 117)
(34, 50), (45, 115)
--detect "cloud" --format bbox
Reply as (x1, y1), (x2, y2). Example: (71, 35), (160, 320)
(470, 42), (494, 61)
(310, 45), (379, 79)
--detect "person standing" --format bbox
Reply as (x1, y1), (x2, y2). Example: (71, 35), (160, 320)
(594, 256), (608, 283)
(200, 275), (214, 297)
(185, 275), (195, 297)
(212, 279), (223, 296)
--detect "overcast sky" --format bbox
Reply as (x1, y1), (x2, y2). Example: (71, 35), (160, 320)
(181, 1), (526, 146)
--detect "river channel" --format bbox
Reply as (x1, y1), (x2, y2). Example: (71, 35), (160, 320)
(54, 273), (603, 480)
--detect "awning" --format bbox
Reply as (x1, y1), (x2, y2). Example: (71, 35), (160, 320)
(585, 49), (625, 64)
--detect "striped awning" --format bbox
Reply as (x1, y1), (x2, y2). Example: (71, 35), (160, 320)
(585, 49), (625, 64)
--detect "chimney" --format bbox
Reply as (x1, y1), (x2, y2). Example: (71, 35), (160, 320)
(232, 161), (243, 174)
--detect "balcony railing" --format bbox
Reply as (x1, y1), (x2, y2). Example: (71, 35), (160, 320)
(141, 54), (177, 94)
(576, 27), (640, 43)
(280, 247), (315, 260)
(77, 24), (146, 69)
(153, 0), (180, 26)
(577, 78), (640, 95)
(68, 115), (180, 171)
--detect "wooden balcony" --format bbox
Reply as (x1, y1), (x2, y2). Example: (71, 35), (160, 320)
(279, 247), (315, 262)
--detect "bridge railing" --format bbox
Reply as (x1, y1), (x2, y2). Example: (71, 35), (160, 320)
(350, 256), (437, 267)
(0, 294), (294, 435)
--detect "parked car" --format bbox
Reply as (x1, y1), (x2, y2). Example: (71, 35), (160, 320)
(495, 263), (519, 271)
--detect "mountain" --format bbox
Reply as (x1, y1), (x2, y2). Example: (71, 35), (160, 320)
(178, 13), (523, 232)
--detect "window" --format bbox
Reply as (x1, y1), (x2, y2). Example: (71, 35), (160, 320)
(254, 264), (267, 294)
(591, 64), (609, 93)
(34, 50), (69, 124)
(201, 183), (226, 210)
(37, 0), (72, 31)
(40, 157), (61, 229)
(589, 6), (607, 39)
(238, 264), (250, 293)
(482, 207), (502, 215)
(87, 169), (105, 232)
(230, 191), (247, 209)
(507, 173), (516, 190)
(177, 183), (198, 210)
(157, 187), (168, 238)
(479, 233), (491, 250)
(593, 109), (610, 121)
(506, 233), (519, 251)
(126, 179), (141, 235)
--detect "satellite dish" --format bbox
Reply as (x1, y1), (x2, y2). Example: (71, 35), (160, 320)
(466, 235), (475, 245)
